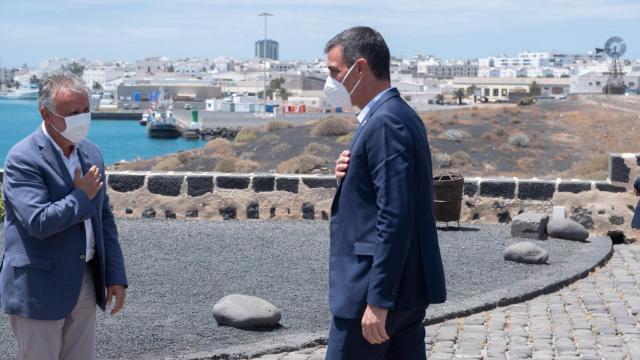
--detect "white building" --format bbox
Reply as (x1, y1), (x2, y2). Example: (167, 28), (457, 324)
(38, 57), (74, 73)
(570, 71), (639, 94)
(135, 57), (170, 74)
(83, 66), (126, 89)
(173, 58), (211, 75)
(212, 57), (235, 73)
(451, 77), (571, 101)
(478, 51), (608, 78)
(0, 68), (15, 83)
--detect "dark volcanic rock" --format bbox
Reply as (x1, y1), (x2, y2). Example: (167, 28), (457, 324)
(219, 206), (237, 220)
(148, 176), (183, 197)
(246, 202), (260, 220)
(108, 174), (145, 193)
(547, 217), (589, 241)
(142, 208), (156, 219)
(570, 207), (594, 230)
(187, 176), (214, 197)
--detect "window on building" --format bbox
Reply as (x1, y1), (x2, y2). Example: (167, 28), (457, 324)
(629, 82), (635, 88)
(484, 88), (490, 96)
(493, 88), (499, 97)
(596, 81), (601, 86)
(501, 89), (508, 96)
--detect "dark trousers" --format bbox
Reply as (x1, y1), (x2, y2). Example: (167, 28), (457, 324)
(325, 308), (427, 360)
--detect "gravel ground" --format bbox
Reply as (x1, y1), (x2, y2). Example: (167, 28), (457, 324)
(0, 220), (610, 359)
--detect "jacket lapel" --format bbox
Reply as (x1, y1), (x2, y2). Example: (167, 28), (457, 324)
(35, 127), (74, 189)
(77, 143), (93, 177)
(333, 88), (401, 205)
(348, 88), (400, 153)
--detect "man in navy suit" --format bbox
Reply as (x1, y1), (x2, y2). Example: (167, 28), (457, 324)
(324, 27), (446, 359)
(0, 72), (127, 360)
(632, 177), (640, 229)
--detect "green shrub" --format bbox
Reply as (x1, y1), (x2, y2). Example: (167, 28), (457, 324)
(271, 143), (293, 156)
(0, 193), (4, 222)
(311, 116), (355, 137)
(336, 132), (354, 144)
(304, 143), (332, 155)
(265, 120), (292, 132)
(518, 97), (536, 106)
(235, 127), (259, 143)
(214, 157), (258, 173)
(277, 155), (326, 174)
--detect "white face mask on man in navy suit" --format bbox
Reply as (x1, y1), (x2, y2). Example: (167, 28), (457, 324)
(47, 110), (92, 145)
(323, 62), (362, 109)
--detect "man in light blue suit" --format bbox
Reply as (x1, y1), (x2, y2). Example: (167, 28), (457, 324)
(0, 72), (127, 360)
(325, 27), (446, 359)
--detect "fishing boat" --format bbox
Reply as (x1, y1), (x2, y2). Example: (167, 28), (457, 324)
(0, 88), (38, 100)
(146, 89), (181, 139)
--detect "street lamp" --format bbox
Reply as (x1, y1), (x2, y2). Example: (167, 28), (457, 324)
(258, 12), (273, 114)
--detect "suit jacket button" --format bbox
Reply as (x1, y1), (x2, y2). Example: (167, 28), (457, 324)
(80, 255), (86, 260)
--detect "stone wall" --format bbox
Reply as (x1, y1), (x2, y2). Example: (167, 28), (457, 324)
(0, 153), (639, 236)
(103, 172), (336, 221)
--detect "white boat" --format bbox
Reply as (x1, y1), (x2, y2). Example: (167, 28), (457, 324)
(0, 88), (38, 100)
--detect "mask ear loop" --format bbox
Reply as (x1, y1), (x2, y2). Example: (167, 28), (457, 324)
(45, 108), (66, 135)
(342, 61), (363, 96)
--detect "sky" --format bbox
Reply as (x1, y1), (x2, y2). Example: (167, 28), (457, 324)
(1, 0), (639, 67)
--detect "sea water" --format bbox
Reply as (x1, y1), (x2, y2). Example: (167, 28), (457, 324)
(0, 99), (208, 167)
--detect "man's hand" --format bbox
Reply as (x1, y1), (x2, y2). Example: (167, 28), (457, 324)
(73, 166), (103, 200)
(335, 150), (351, 182)
(106, 285), (126, 315)
(361, 304), (390, 345)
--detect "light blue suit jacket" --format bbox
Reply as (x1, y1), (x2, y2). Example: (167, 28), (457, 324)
(0, 127), (127, 320)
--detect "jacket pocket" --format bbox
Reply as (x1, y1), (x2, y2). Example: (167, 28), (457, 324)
(353, 242), (377, 256)
(6, 254), (53, 271)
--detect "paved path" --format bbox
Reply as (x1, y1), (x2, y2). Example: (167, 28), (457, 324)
(251, 244), (640, 360)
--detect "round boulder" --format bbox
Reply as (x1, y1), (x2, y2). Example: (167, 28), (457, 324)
(547, 217), (589, 241)
(213, 294), (281, 329)
(503, 242), (549, 264)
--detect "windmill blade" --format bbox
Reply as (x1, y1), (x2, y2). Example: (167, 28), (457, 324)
(619, 43), (627, 56)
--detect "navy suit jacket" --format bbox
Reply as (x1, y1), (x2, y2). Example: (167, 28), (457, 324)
(633, 199), (640, 229)
(329, 88), (446, 319)
(0, 127), (128, 320)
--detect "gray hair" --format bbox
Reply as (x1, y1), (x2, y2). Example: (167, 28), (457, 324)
(38, 72), (89, 112)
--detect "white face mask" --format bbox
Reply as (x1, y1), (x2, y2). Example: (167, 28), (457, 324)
(324, 62), (362, 109)
(49, 111), (92, 144)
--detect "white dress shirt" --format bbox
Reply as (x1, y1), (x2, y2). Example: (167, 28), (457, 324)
(41, 122), (95, 262)
(356, 86), (395, 124)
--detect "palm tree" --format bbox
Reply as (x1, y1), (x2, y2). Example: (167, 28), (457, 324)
(529, 81), (542, 96)
(466, 85), (477, 103)
(453, 88), (466, 105)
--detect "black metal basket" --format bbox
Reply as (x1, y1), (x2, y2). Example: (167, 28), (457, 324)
(432, 173), (464, 224)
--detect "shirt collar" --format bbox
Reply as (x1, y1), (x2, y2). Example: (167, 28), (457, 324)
(41, 122), (77, 159)
(356, 86), (395, 123)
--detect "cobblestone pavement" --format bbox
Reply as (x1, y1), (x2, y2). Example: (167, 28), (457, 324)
(251, 245), (640, 360)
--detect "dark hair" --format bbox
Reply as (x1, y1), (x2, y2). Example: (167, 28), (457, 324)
(634, 177), (640, 191)
(324, 26), (391, 82)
